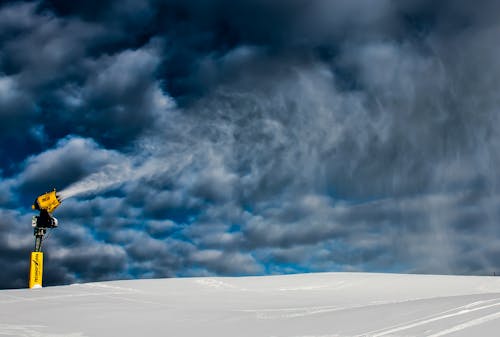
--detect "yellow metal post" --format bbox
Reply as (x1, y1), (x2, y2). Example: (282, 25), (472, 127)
(29, 252), (43, 289)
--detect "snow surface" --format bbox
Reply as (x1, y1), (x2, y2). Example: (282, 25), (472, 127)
(2, 272), (500, 337)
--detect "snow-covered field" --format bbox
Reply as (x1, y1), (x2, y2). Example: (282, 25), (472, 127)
(2, 272), (500, 337)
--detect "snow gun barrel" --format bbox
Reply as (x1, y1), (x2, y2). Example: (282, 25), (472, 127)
(32, 189), (61, 214)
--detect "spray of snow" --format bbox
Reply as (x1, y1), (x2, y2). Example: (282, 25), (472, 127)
(57, 162), (134, 200)
(57, 151), (195, 201)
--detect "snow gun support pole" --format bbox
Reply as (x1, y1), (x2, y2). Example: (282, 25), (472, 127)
(34, 227), (46, 252)
(29, 189), (61, 289)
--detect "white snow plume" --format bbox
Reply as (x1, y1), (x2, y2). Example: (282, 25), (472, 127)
(57, 143), (196, 201)
(57, 161), (134, 200)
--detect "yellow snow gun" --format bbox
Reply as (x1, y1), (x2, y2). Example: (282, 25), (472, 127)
(29, 189), (62, 288)
(32, 189), (61, 214)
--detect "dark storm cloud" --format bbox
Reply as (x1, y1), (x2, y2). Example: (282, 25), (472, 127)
(0, 210), (33, 288)
(1, 0), (500, 288)
(17, 137), (126, 194)
(0, 1), (164, 150)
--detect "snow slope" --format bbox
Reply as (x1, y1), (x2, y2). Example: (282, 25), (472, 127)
(2, 273), (500, 337)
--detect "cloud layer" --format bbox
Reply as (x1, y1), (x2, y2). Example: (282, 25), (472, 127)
(1, 0), (500, 288)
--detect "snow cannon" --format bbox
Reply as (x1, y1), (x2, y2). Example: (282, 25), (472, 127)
(32, 189), (61, 228)
(29, 189), (62, 289)
(32, 189), (61, 214)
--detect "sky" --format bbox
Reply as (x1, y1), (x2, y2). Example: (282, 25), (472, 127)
(1, 0), (500, 289)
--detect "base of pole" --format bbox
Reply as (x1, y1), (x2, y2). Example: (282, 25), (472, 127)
(29, 251), (43, 289)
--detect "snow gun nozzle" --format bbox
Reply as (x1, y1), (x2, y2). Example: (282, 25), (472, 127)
(32, 189), (62, 214)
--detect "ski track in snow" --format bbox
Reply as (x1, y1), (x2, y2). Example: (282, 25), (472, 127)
(0, 291), (132, 304)
(0, 324), (85, 337)
(425, 311), (500, 337)
(356, 298), (500, 337)
(240, 297), (500, 321)
(195, 278), (248, 290)
(241, 298), (500, 336)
